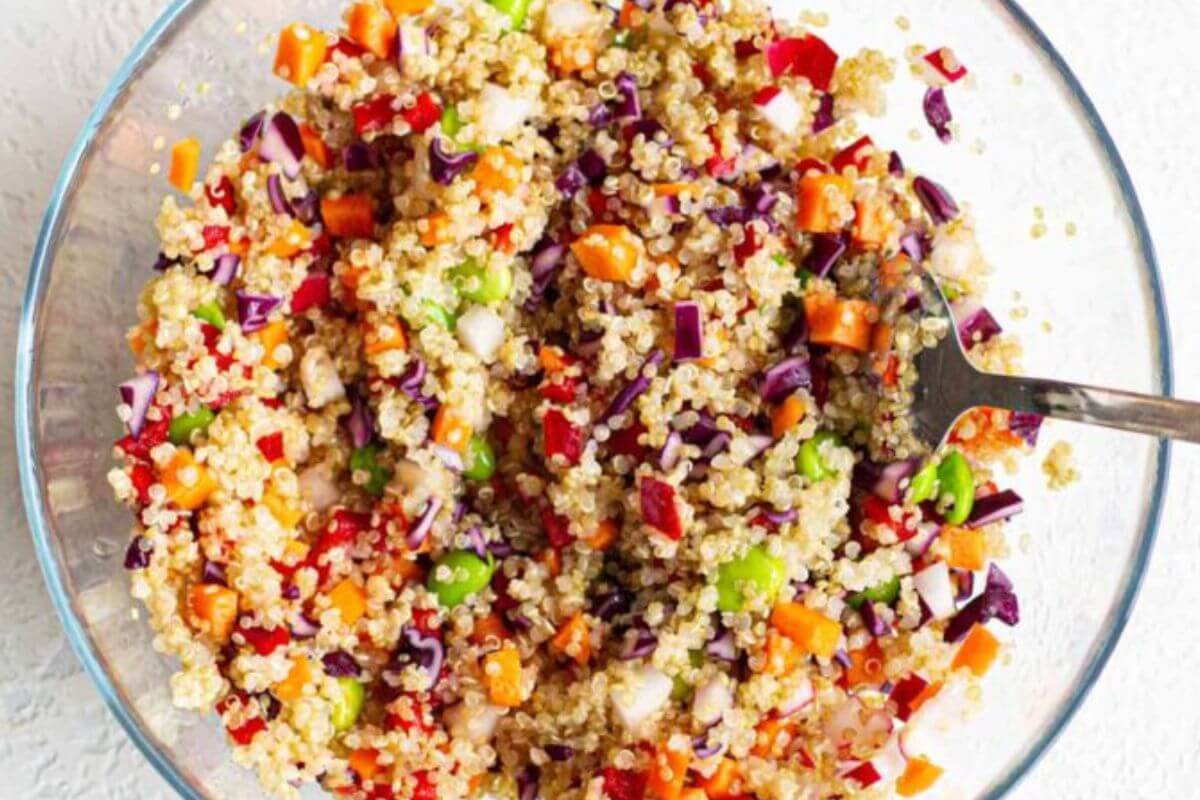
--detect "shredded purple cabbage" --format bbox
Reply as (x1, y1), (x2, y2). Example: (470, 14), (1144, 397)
(944, 564), (1019, 643)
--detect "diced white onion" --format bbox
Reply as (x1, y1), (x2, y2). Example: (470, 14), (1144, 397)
(477, 83), (534, 140)
(692, 678), (733, 726)
(757, 89), (803, 135)
(299, 346), (345, 409)
(298, 464), (339, 511)
(456, 305), (506, 362)
(611, 664), (672, 730)
(444, 701), (504, 743)
(913, 562), (956, 620)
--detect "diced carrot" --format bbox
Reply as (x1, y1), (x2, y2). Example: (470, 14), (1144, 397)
(327, 578), (368, 626)
(752, 716), (796, 758)
(253, 320), (289, 369)
(550, 611), (591, 665)
(262, 490), (304, 530)
(701, 759), (741, 800)
(472, 147), (524, 196)
(348, 748), (381, 782)
(431, 405), (472, 454)
(803, 292), (876, 352)
(571, 224), (641, 282)
(267, 219), (314, 258)
(385, 0), (432, 14)
(163, 449), (218, 511)
(347, 3), (397, 59)
(228, 237), (250, 258)
(945, 526), (986, 571)
(842, 640), (886, 688)
(618, 2), (646, 29)
(586, 519), (620, 551)
(186, 583), (239, 643)
(420, 211), (452, 247)
(482, 645), (524, 707)
(538, 345), (570, 374)
(796, 173), (853, 233)
(653, 182), (692, 197)
(321, 195), (376, 239)
(282, 539), (310, 566)
(679, 790), (706, 800)
(878, 252), (910, 291)
(298, 123), (332, 169)
(274, 656), (312, 701)
(771, 395), (806, 438)
(761, 629), (802, 676)
(274, 23), (329, 87)
(852, 196), (898, 251)
(770, 602), (842, 659)
(646, 739), (690, 800)
(470, 612), (512, 646)
(539, 548), (562, 577)
(896, 756), (944, 796)
(871, 322), (893, 355)
(363, 316), (408, 356)
(169, 138), (201, 193)
(550, 37), (597, 74)
(952, 624), (1000, 676)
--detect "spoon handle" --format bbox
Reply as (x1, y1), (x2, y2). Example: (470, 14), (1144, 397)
(979, 372), (1200, 443)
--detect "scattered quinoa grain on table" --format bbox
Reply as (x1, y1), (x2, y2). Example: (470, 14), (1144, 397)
(108, 1), (1044, 798)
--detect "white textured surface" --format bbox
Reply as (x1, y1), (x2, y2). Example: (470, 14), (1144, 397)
(1, 0), (1199, 797)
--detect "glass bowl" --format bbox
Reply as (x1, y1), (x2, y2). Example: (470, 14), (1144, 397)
(15, 0), (1171, 798)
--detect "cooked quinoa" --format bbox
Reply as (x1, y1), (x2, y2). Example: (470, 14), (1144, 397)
(108, 2), (1041, 798)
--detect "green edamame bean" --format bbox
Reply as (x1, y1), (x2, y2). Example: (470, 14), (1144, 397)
(907, 462), (939, 505)
(796, 431), (842, 482)
(847, 575), (901, 610)
(428, 550), (495, 607)
(440, 106), (463, 139)
(169, 407), (216, 445)
(423, 300), (458, 331)
(451, 258), (513, 305)
(330, 677), (364, 732)
(715, 544), (787, 612)
(487, 0), (532, 29)
(350, 444), (391, 497)
(463, 435), (496, 482)
(192, 301), (226, 331)
(937, 450), (975, 525)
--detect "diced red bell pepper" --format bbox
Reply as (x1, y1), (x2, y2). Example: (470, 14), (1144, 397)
(410, 608), (440, 634)
(410, 771), (437, 800)
(796, 157), (830, 177)
(116, 415), (170, 461)
(328, 36), (367, 60)
(586, 188), (610, 221)
(130, 463), (155, 505)
(691, 62), (713, 86)
(401, 92), (442, 134)
(797, 746), (816, 769)
(889, 673), (931, 721)
(605, 422), (647, 459)
(291, 273), (331, 313)
(227, 717), (267, 746)
(538, 375), (579, 403)
(240, 623), (290, 656)
(541, 508), (573, 548)
(256, 432), (285, 462)
(542, 408), (584, 466)
(352, 94), (399, 135)
(706, 130), (738, 179)
(205, 176), (238, 217)
(765, 35), (839, 91)
(734, 224), (760, 265)
(832, 135), (874, 174)
(923, 47), (968, 85)
(601, 767), (647, 800)
(752, 86), (782, 106)
(734, 38), (760, 60)
(844, 761), (881, 787)
(640, 477), (683, 540)
(201, 225), (230, 251)
(307, 231), (333, 259)
(861, 495), (915, 542)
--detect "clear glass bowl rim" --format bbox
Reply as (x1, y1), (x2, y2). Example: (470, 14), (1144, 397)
(13, 1), (1173, 798)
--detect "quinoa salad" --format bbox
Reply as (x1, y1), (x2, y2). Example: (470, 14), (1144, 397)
(109, 1), (1043, 798)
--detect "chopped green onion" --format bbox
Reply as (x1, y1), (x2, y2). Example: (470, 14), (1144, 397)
(350, 444), (391, 497)
(192, 301), (226, 331)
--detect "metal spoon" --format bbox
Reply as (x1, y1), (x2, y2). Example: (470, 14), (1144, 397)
(911, 273), (1199, 446)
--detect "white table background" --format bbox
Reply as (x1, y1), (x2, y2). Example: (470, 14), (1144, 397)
(1, 1), (1197, 797)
